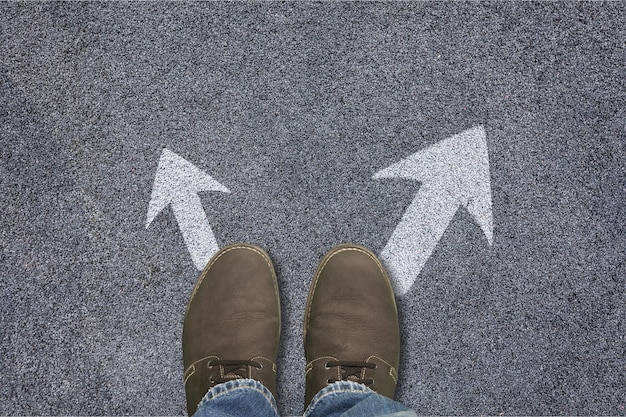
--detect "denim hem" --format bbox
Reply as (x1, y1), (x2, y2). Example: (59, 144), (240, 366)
(304, 381), (373, 417)
(197, 378), (278, 415)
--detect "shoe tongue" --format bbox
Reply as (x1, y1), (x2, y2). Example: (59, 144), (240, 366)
(340, 364), (364, 381)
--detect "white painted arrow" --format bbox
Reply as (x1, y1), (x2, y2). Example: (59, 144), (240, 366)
(146, 148), (230, 270)
(373, 126), (493, 295)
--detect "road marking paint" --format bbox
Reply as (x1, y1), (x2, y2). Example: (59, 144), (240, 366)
(146, 148), (230, 270)
(373, 126), (493, 295)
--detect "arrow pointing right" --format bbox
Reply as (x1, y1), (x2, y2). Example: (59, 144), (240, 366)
(373, 126), (493, 295)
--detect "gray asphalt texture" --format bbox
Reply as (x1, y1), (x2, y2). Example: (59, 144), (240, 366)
(1, 2), (624, 415)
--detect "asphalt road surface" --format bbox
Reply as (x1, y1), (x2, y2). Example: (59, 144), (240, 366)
(1, 2), (624, 415)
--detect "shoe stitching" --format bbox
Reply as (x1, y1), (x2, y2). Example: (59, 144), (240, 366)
(304, 245), (391, 341)
(251, 355), (278, 373)
(389, 367), (398, 384)
(305, 356), (338, 375)
(184, 355), (219, 385)
(183, 364), (195, 385)
(366, 355), (399, 384)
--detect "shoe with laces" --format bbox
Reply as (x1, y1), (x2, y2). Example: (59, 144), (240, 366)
(182, 244), (281, 415)
(303, 244), (401, 408)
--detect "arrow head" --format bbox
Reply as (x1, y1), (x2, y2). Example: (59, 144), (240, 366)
(374, 126), (493, 244)
(146, 148), (230, 228)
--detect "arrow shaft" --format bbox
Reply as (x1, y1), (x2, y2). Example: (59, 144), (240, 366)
(171, 193), (218, 270)
(380, 185), (460, 295)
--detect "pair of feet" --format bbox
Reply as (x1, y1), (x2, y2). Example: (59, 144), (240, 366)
(182, 243), (401, 415)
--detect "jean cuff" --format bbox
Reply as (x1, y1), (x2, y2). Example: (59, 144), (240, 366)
(197, 378), (278, 415)
(305, 381), (373, 416)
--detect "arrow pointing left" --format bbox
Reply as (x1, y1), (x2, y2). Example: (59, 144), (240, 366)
(146, 148), (230, 270)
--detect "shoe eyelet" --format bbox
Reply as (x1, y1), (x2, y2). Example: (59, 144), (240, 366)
(327, 378), (334, 384)
(257, 363), (263, 370)
(324, 362), (331, 369)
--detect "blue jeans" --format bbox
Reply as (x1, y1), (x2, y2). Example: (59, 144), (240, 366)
(192, 378), (417, 417)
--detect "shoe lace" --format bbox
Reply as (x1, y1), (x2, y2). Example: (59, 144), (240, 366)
(326, 361), (376, 385)
(208, 360), (262, 383)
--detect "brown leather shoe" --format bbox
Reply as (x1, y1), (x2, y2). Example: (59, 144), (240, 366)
(303, 244), (401, 408)
(182, 244), (281, 415)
